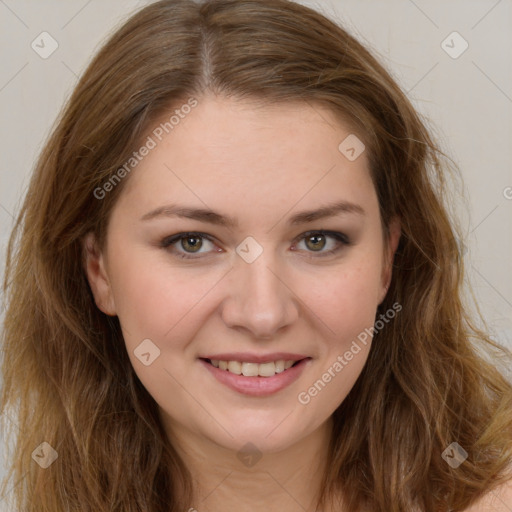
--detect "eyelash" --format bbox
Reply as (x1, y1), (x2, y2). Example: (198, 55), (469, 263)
(160, 230), (351, 260)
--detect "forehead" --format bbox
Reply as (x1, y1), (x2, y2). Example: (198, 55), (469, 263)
(115, 96), (377, 224)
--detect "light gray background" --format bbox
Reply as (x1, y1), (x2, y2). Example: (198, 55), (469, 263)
(1, 0), (511, 508)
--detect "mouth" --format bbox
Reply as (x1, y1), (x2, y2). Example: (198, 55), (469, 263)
(199, 356), (312, 396)
(200, 357), (308, 378)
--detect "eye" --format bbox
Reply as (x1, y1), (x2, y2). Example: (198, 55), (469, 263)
(160, 230), (350, 260)
(293, 230), (350, 257)
(161, 232), (219, 259)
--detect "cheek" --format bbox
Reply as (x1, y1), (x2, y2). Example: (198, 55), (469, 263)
(293, 266), (378, 414)
(107, 255), (221, 399)
(296, 258), (383, 338)
(107, 249), (228, 351)
(292, 255), (381, 400)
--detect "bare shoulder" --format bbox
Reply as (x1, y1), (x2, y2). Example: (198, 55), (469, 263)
(463, 477), (512, 511)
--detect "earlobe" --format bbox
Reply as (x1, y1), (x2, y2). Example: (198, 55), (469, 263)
(82, 232), (117, 316)
(379, 217), (401, 304)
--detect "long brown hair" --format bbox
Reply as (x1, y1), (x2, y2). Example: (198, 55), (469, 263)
(1, 1), (511, 510)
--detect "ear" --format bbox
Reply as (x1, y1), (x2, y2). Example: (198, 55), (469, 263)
(82, 232), (117, 316)
(378, 216), (401, 305)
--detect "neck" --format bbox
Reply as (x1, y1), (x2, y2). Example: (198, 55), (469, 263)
(166, 417), (336, 512)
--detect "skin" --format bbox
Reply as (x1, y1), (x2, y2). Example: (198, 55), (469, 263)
(84, 95), (401, 511)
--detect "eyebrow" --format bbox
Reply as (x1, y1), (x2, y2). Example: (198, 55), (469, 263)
(140, 200), (365, 227)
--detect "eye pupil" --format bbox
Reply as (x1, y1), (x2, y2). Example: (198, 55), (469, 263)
(182, 236), (202, 252)
(306, 234), (326, 251)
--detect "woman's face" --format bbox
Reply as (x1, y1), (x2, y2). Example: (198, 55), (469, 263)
(84, 96), (400, 454)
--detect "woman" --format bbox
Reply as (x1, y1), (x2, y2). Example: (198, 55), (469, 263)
(1, 0), (511, 510)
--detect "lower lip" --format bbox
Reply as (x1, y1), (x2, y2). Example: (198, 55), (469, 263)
(200, 358), (311, 396)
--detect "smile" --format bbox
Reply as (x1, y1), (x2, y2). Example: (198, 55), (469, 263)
(208, 358), (299, 377)
(199, 357), (312, 396)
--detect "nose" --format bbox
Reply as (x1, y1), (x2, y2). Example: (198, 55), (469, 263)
(220, 249), (299, 339)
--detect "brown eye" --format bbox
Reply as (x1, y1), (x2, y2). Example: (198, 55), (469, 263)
(161, 232), (217, 259)
(181, 235), (203, 253)
(294, 230), (350, 258)
(305, 234), (327, 251)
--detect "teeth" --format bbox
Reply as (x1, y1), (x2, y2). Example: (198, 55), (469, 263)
(242, 362), (259, 377)
(275, 360), (285, 373)
(228, 361), (242, 375)
(258, 362), (276, 377)
(208, 359), (299, 377)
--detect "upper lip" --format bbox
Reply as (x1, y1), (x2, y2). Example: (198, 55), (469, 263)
(199, 352), (310, 364)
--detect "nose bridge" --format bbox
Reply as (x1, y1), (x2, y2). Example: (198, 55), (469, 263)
(221, 242), (298, 337)
(244, 255), (284, 308)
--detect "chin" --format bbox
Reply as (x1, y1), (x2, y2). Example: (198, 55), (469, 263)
(202, 412), (319, 455)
